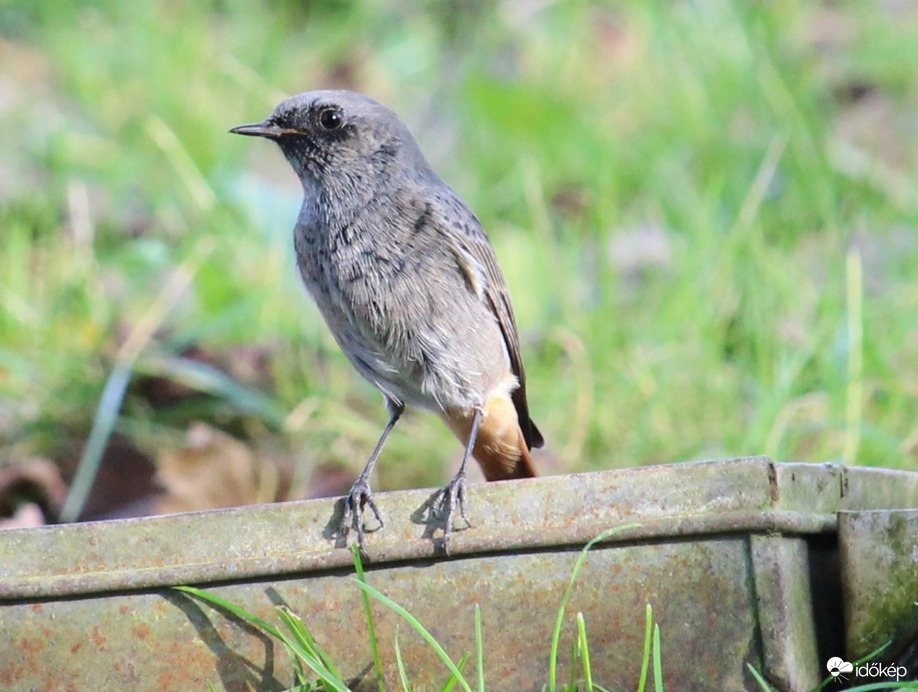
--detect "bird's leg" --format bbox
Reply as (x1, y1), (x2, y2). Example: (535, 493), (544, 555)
(433, 406), (481, 541)
(342, 401), (403, 551)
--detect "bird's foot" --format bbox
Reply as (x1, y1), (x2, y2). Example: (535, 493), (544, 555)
(340, 476), (383, 553)
(431, 470), (471, 546)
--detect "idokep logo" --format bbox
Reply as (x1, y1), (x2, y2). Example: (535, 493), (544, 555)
(826, 655), (910, 683)
(827, 657), (853, 680)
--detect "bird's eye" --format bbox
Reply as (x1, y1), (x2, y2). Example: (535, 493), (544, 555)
(318, 107), (344, 131)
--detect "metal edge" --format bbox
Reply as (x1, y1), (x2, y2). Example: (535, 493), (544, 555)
(0, 509), (836, 599)
(3, 457), (917, 600)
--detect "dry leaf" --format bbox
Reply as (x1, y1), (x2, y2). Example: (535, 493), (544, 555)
(155, 423), (281, 514)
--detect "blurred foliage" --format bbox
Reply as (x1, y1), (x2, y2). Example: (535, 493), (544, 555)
(0, 0), (916, 501)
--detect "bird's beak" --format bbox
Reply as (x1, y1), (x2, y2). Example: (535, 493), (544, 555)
(229, 119), (284, 139)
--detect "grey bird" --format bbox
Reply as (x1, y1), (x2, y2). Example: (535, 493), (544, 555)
(231, 90), (543, 547)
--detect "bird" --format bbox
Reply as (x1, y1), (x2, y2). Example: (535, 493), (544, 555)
(230, 90), (542, 548)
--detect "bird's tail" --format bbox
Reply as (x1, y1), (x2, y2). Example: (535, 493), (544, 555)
(445, 395), (538, 482)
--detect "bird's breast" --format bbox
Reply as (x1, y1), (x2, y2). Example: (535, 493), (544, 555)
(291, 207), (509, 413)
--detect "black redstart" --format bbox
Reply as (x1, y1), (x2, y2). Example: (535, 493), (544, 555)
(231, 90), (543, 547)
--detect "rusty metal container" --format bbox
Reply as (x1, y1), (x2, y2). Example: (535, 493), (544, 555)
(1, 457), (916, 690)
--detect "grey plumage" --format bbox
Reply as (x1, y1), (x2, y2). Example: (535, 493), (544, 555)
(231, 90), (541, 548)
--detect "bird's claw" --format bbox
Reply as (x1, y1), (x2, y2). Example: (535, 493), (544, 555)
(431, 472), (470, 544)
(340, 477), (383, 552)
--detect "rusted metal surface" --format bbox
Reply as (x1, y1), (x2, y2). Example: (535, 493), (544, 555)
(1, 457), (917, 691)
(750, 535), (821, 690)
(3, 539), (762, 690)
(839, 509), (918, 662)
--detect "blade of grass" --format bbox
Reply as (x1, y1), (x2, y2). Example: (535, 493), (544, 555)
(175, 586), (348, 692)
(567, 637), (578, 690)
(290, 665), (309, 691)
(548, 524), (641, 691)
(174, 585), (283, 637)
(60, 238), (215, 522)
(277, 605), (343, 683)
(731, 132), (789, 238)
(576, 612), (593, 691)
(144, 113), (216, 212)
(442, 653), (471, 692)
(394, 625), (412, 692)
(637, 603), (653, 692)
(652, 624), (664, 692)
(135, 354), (288, 427)
(58, 364), (132, 522)
(745, 663), (773, 691)
(352, 579), (472, 692)
(842, 245), (863, 466)
(352, 544), (385, 692)
(276, 606), (322, 683)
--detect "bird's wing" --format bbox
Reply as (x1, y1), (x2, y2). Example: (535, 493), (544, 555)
(446, 206), (544, 450)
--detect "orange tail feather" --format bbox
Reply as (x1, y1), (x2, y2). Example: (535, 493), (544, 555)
(445, 395), (538, 482)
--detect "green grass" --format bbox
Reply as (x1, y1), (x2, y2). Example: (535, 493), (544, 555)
(0, 0), (916, 496)
(177, 525), (663, 691)
(749, 641), (918, 692)
(177, 532), (915, 690)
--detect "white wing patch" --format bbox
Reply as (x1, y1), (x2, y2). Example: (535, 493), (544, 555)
(450, 245), (487, 301)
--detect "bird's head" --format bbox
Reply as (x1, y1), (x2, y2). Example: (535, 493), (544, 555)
(231, 90), (428, 187)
